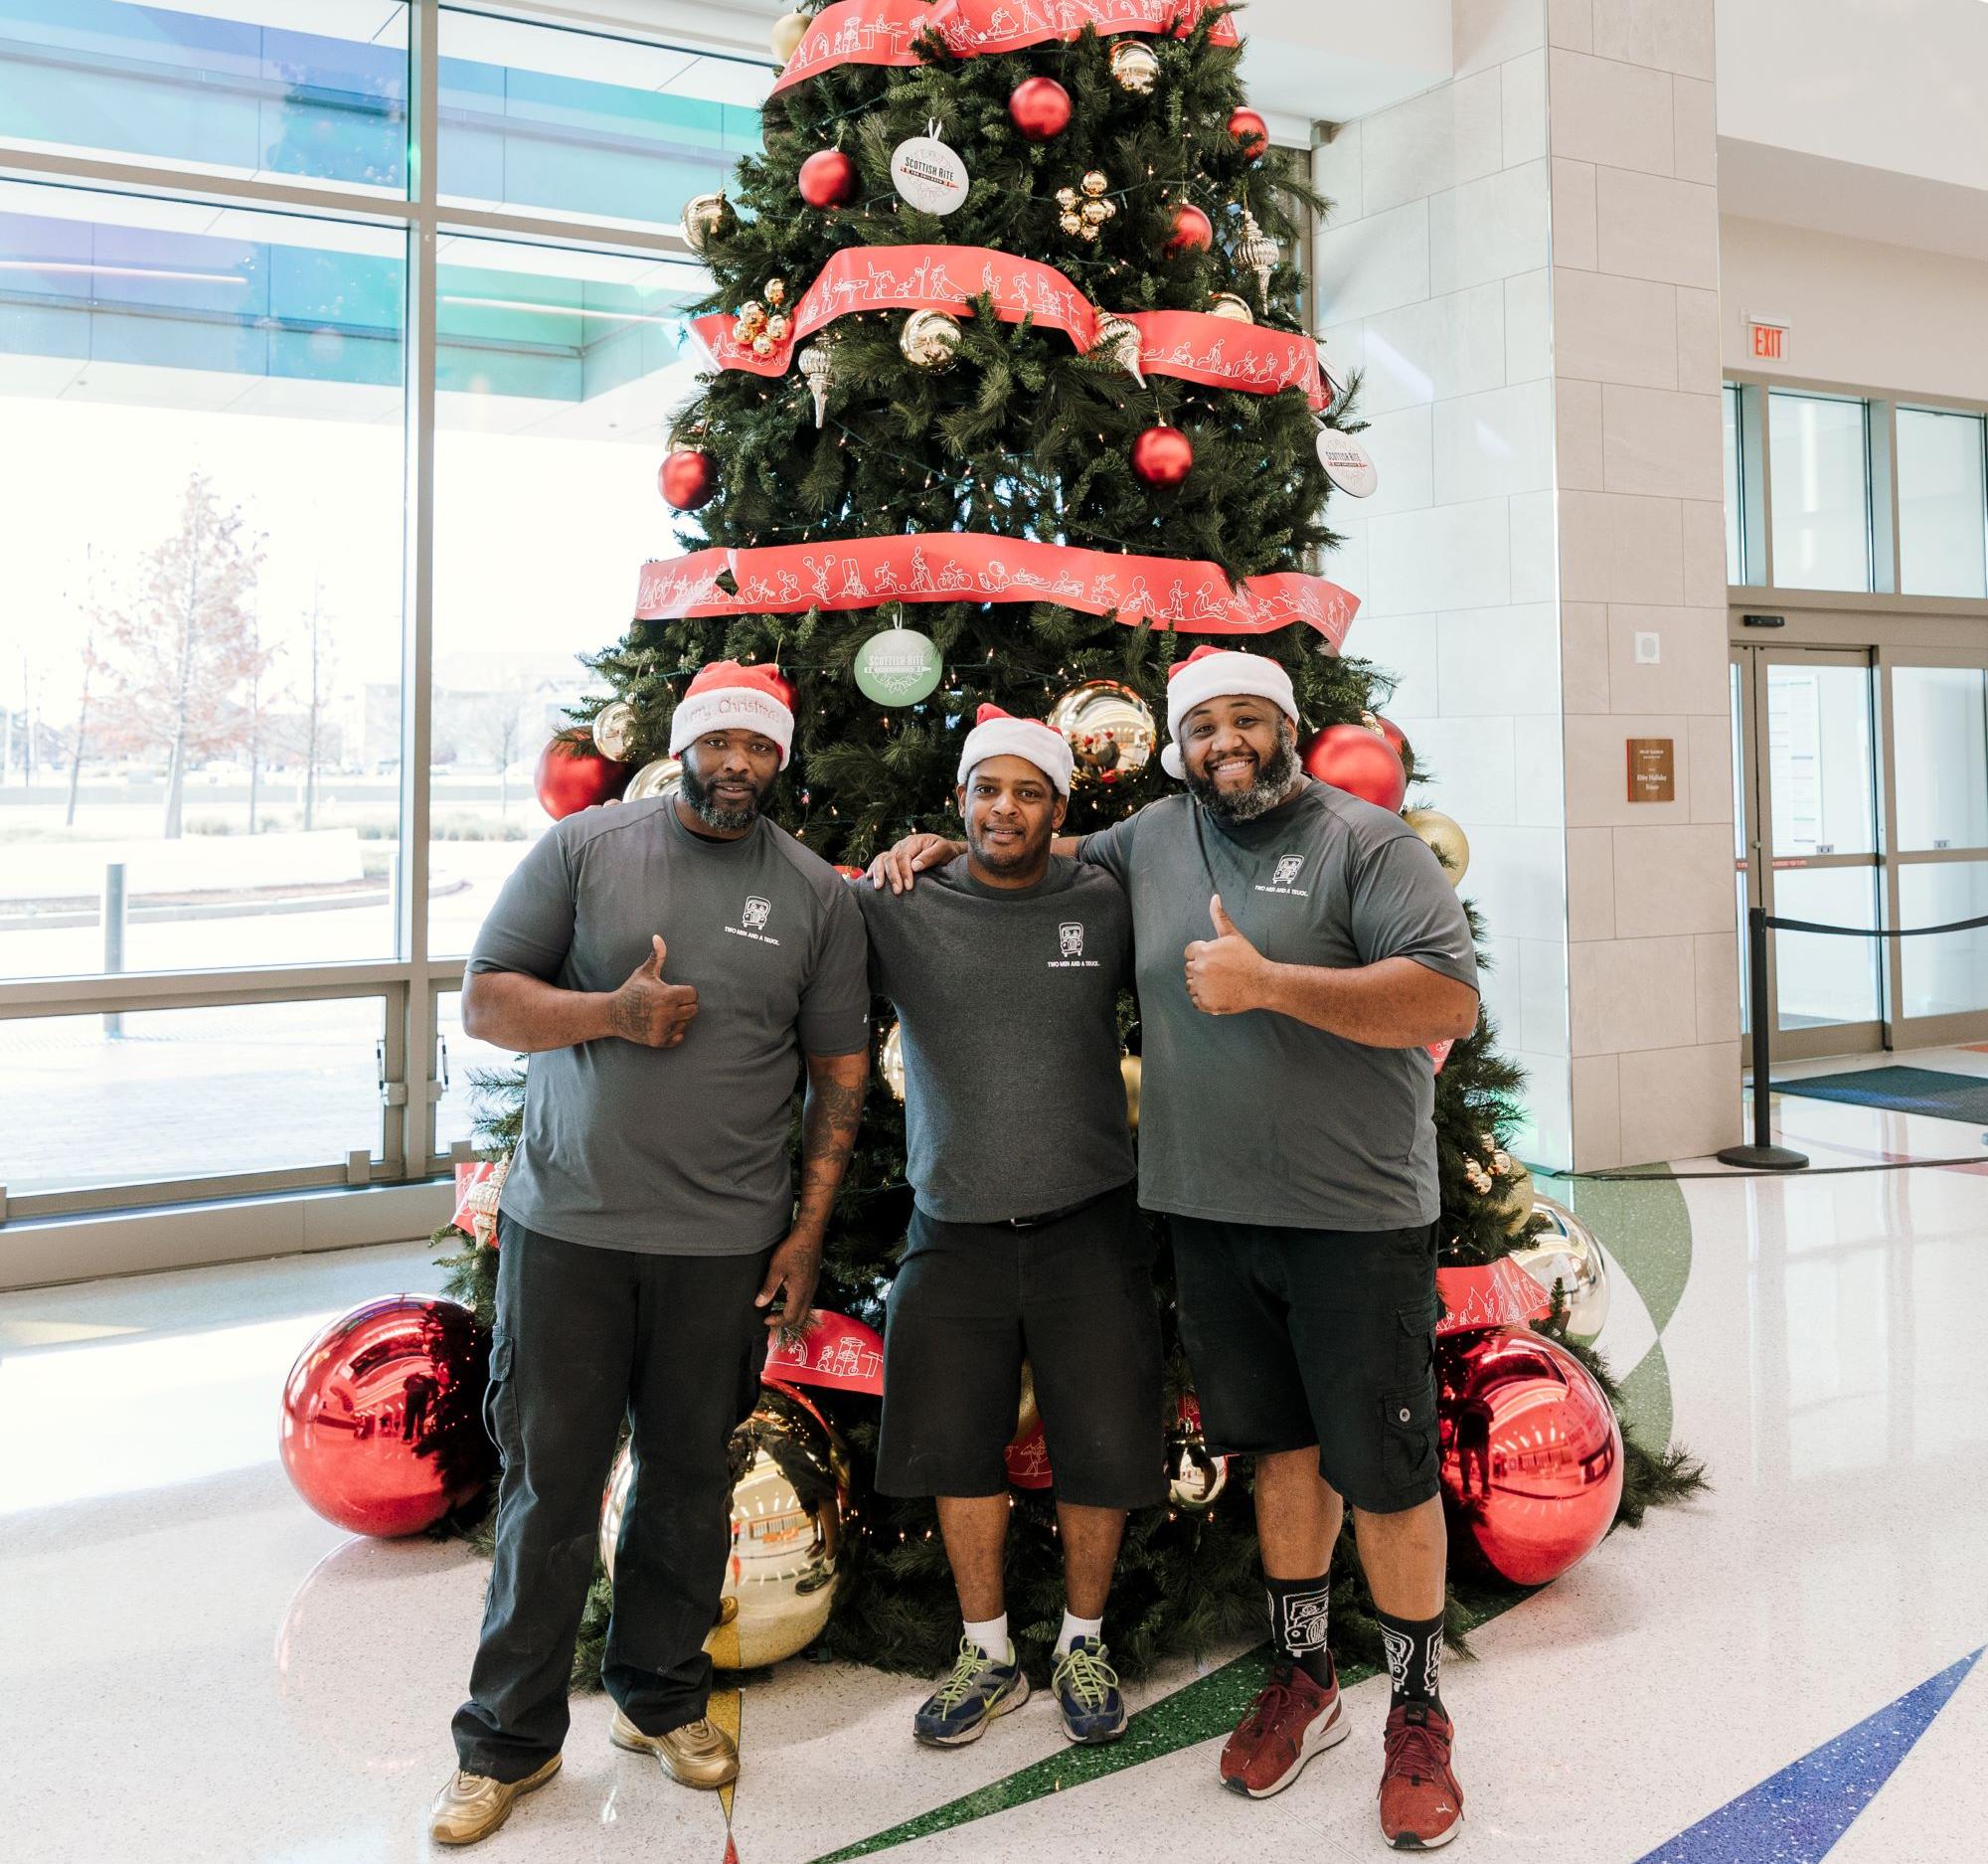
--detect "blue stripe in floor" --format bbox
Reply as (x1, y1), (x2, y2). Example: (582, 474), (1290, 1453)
(1634, 1647), (1982, 1863)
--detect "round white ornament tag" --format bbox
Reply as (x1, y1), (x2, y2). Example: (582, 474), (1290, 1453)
(1315, 428), (1379, 498)
(890, 125), (969, 217)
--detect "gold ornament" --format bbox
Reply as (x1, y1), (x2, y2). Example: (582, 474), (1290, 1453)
(1167, 1424), (1229, 1510)
(622, 757), (683, 801)
(1235, 208), (1279, 300)
(1515, 1196), (1612, 1341)
(681, 191), (726, 253)
(1120, 1052), (1142, 1132)
(589, 699), (638, 763)
(1405, 807), (1469, 886)
(1048, 679), (1157, 788)
(899, 307), (961, 369)
(600, 1390), (850, 1668)
(1208, 291), (1253, 322)
(1486, 1151), (1535, 1234)
(1108, 39), (1159, 93)
(1080, 199), (1113, 226)
(1056, 187), (1078, 210)
(879, 1021), (906, 1101)
(1059, 212), (1083, 236)
(1088, 311), (1144, 388)
(738, 300), (766, 329)
(765, 312), (790, 342)
(769, 9), (811, 64)
(1080, 170), (1109, 198)
(799, 341), (833, 428)
(764, 276), (787, 308)
(751, 332), (776, 358)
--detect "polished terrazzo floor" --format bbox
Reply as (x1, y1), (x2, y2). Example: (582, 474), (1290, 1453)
(4, 1049), (1985, 1864)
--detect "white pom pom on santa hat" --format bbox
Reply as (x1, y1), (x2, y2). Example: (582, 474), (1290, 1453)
(1159, 645), (1300, 778)
(956, 703), (1075, 797)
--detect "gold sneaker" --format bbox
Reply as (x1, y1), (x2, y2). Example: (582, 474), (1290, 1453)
(427, 1754), (560, 1846)
(608, 1707), (740, 1788)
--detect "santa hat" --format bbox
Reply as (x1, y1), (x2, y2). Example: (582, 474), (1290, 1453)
(1160, 645), (1299, 778)
(956, 703), (1075, 797)
(668, 659), (797, 768)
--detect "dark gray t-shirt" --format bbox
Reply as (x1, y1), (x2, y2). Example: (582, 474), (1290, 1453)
(467, 798), (870, 1255)
(858, 855), (1134, 1223)
(1078, 781), (1477, 1230)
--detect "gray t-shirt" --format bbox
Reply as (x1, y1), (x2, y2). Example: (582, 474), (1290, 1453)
(1078, 780), (1477, 1231)
(858, 855), (1134, 1223)
(467, 797), (870, 1255)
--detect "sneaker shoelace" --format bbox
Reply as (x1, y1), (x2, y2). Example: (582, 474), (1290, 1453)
(931, 1637), (998, 1714)
(1242, 1663), (1302, 1738)
(1053, 1643), (1119, 1712)
(1387, 1714), (1449, 1781)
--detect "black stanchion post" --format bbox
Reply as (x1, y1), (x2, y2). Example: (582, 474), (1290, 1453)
(1718, 904), (1808, 1170)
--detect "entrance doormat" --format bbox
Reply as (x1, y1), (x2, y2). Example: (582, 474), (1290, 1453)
(1772, 1065), (1988, 1123)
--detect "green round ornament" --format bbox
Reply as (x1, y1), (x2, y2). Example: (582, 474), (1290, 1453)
(853, 626), (942, 706)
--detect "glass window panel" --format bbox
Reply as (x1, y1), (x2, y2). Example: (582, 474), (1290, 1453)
(1765, 663), (1876, 858)
(428, 235), (709, 959)
(1768, 392), (1872, 592)
(0, 183), (406, 983)
(1896, 408), (1988, 600)
(433, 986), (516, 1158)
(0, 995), (384, 1193)
(1772, 866), (1881, 1032)
(1723, 383), (1744, 585)
(436, 9), (766, 233)
(1892, 666), (1988, 854)
(0, 1), (408, 195)
(1900, 863), (1988, 1020)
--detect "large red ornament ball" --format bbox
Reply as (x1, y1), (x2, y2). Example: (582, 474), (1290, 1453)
(1131, 424), (1194, 487)
(1367, 712), (1412, 770)
(536, 728), (633, 819)
(1164, 202), (1214, 255)
(659, 446), (717, 511)
(1008, 76), (1073, 141)
(1436, 1326), (1624, 1587)
(1227, 107), (1270, 159)
(279, 1295), (496, 1538)
(798, 147), (860, 208)
(1301, 723), (1408, 812)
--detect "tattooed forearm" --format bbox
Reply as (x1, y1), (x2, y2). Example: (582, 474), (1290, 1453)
(792, 1053), (868, 1236)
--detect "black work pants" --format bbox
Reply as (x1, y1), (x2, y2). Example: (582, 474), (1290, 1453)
(451, 1215), (772, 1780)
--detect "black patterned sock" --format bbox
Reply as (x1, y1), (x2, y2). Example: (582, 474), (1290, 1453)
(1264, 1574), (1334, 1688)
(1376, 1608), (1446, 1713)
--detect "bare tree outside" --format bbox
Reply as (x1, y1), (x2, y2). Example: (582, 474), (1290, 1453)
(464, 682), (533, 818)
(296, 579), (338, 832)
(95, 473), (268, 838)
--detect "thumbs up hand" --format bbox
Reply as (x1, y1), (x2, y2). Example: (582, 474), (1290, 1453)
(609, 933), (700, 1048)
(1184, 893), (1270, 1016)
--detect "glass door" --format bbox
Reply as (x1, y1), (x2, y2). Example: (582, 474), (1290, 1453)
(1733, 646), (1886, 1059)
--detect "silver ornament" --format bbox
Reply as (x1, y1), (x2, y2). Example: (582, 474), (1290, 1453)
(899, 307), (961, 369)
(1208, 291), (1253, 323)
(1235, 208), (1280, 301)
(1089, 311), (1144, 389)
(622, 757), (683, 801)
(1516, 1196), (1612, 1342)
(681, 191), (726, 253)
(799, 341), (833, 429)
(589, 699), (638, 763)
(1109, 40), (1159, 94)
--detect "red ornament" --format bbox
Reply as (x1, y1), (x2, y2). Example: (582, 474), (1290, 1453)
(659, 446), (717, 511)
(279, 1296), (496, 1538)
(799, 147), (859, 208)
(833, 864), (865, 882)
(1131, 424), (1194, 486)
(1008, 76), (1073, 141)
(1368, 712), (1411, 767)
(1301, 723), (1408, 812)
(1164, 202), (1214, 255)
(1437, 1326), (1624, 1587)
(535, 728), (632, 819)
(1227, 107), (1270, 159)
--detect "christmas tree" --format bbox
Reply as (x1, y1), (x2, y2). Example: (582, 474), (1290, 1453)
(441, 0), (1700, 1686)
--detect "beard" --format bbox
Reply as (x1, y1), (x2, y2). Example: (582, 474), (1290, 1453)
(1185, 722), (1302, 823)
(965, 819), (1048, 876)
(678, 760), (772, 833)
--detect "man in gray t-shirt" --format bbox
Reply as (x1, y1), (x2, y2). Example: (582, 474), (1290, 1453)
(435, 662), (870, 1847)
(859, 705), (1162, 1753)
(874, 649), (1478, 1848)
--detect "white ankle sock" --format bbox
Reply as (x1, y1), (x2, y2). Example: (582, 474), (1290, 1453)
(962, 1613), (1009, 1661)
(1056, 1610), (1103, 1656)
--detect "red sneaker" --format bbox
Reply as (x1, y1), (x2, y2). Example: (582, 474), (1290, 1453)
(1379, 1701), (1463, 1850)
(1219, 1659), (1349, 1798)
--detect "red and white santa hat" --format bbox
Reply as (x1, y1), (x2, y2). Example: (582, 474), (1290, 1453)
(1159, 645), (1300, 778)
(956, 703), (1075, 797)
(668, 659), (797, 768)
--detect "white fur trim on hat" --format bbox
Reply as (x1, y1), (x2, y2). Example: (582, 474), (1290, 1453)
(668, 683), (795, 768)
(956, 705), (1074, 797)
(1159, 648), (1299, 778)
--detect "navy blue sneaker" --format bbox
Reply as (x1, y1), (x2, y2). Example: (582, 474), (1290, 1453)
(912, 1636), (1031, 1747)
(1051, 1636), (1125, 1745)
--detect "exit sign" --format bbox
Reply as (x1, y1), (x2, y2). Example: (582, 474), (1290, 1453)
(1747, 314), (1788, 361)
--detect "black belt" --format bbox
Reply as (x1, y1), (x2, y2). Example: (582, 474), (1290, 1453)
(1002, 1184), (1126, 1231)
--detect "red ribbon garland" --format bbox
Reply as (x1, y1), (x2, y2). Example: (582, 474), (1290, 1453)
(634, 531), (1359, 647)
(770, 0), (1238, 93)
(690, 245), (1330, 411)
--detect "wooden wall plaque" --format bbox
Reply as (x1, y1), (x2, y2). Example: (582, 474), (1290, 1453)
(1627, 737), (1676, 802)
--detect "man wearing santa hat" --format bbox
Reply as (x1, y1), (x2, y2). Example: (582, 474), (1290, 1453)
(432, 661), (871, 1846)
(872, 648), (1478, 1851)
(859, 705), (1158, 1752)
